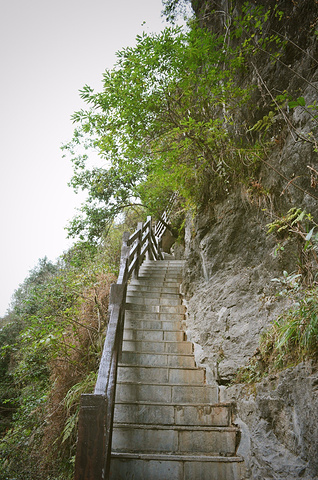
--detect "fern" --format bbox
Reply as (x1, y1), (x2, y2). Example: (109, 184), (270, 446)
(62, 412), (79, 444)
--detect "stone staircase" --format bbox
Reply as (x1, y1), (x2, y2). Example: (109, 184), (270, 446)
(109, 260), (245, 479)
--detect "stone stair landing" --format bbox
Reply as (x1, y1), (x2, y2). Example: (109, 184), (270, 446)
(109, 260), (245, 480)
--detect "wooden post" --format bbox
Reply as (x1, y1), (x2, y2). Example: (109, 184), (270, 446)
(146, 216), (154, 260)
(117, 232), (130, 283)
(74, 394), (108, 480)
(73, 210), (171, 479)
(133, 222), (143, 278)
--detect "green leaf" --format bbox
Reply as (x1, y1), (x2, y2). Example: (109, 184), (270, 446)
(305, 227), (315, 241)
(288, 97), (306, 108)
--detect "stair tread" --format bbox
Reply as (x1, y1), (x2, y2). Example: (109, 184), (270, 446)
(118, 364), (201, 370)
(123, 327), (186, 332)
(121, 351), (194, 356)
(111, 452), (243, 462)
(115, 401), (232, 407)
(116, 380), (216, 385)
(111, 261), (244, 478)
(113, 423), (238, 432)
(122, 338), (190, 342)
(117, 382), (209, 388)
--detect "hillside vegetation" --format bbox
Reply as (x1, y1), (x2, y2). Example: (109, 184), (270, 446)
(0, 212), (141, 480)
(1, 1), (317, 478)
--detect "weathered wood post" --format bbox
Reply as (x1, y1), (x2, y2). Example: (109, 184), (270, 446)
(146, 216), (154, 260)
(73, 210), (170, 479)
(74, 394), (108, 480)
(74, 234), (130, 480)
(133, 222), (143, 278)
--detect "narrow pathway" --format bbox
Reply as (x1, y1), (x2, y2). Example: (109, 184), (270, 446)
(109, 260), (245, 479)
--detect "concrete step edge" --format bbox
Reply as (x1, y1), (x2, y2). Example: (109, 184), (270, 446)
(129, 280), (181, 285)
(122, 339), (191, 344)
(127, 294), (182, 297)
(113, 423), (239, 433)
(127, 286), (180, 291)
(118, 364), (201, 371)
(125, 305), (186, 312)
(116, 381), (207, 387)
(134, 276), (182, 279)
(123, 327), (186, 333)
(115, 401), (233, 408)
(116, 380), (216, 386)
(123, 321), (185, 328)
(126, 291), (181, 296)
(121, 351), (194, 357)
(124, 312), (185, 318)
(111, 452), (243, 463)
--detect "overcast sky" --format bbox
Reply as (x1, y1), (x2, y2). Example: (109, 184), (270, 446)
(0, 0), (170, 316)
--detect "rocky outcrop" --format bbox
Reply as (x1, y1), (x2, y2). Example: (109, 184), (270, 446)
(226, 363), (318, 480)
(182, 193), (292, 384)
(181, 0), (318, 478)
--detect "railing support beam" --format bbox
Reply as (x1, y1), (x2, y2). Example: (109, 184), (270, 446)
(74, 394), (108, 480)
(73, 206), (175, 479)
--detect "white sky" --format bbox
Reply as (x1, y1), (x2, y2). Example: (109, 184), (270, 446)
(0, 0), (168, 316)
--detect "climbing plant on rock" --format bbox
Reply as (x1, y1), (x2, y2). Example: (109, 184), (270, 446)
(63, 21), (267, 242)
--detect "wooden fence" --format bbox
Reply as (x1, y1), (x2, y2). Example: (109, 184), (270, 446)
(74, 216), (165, 480)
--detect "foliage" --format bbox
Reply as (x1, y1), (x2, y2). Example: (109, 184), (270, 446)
(236, 208), (318, 385)
(233, 2), (318, 154)
(249, 89), (318, 149)
(0, 238), (117, 479)
(63, 16), (279, 242)
(267, 208), (318, 284)
(161, 0), (193, 23)
(235, 284), (318, 384)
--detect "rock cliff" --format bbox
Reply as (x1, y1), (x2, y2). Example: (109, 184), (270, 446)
(181, 1), (318, 478)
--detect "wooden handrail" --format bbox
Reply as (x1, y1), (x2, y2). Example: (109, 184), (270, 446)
(154, 192), (178, 240)
(74, 216), (165, 480)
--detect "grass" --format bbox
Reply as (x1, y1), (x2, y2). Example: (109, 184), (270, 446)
(235, 284), (318, 384)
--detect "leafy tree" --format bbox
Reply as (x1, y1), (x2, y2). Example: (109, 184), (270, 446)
(63, 22), (265, 242)
(161, 0), (193, 23)
(0, 249), (115, 479)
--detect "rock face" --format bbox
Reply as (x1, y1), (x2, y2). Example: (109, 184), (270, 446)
(226, 363), (318, 480)
(181, 0), (318, 478)
(182, 194), (292, 384)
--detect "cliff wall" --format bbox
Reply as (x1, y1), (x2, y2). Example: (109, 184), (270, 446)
(182, 1), (318, 477)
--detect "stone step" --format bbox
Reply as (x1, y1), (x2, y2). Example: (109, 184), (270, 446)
(136, 272), (182, 277)
(122, 339), (193, 354)
(109, 453), (244, 480)
(140, 263), (184, 268)
(135, 278), (182, 284)
(123, 328), (186, 342)
(127, 284), (181, 294)
(114, 402), (232, 426)
(138, 271), (183, 278)
(111, 424), (238, 456)
(117, 365), (205, 384)
(124, 310), (185, 322)
(115, 383), (219, 404)
(126, 295), (182, 306)
(132, 267), (182, 274)
(141, 266), (184, 271)
(142, 259), (184, 263)
(120, 351), (195, 368)
(124, 317), (184, 331)
(138, 269), (182, 275)
(127, 290), (182, 300)
(129, 279), (181, 288)
(125, 303), (186, 314)
(110, 259), (244, 479)
(141, 260), (185, 270)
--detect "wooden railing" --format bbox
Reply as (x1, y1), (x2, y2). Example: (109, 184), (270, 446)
(154, 192), (177, 239)
(74, 216), (165, 480)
